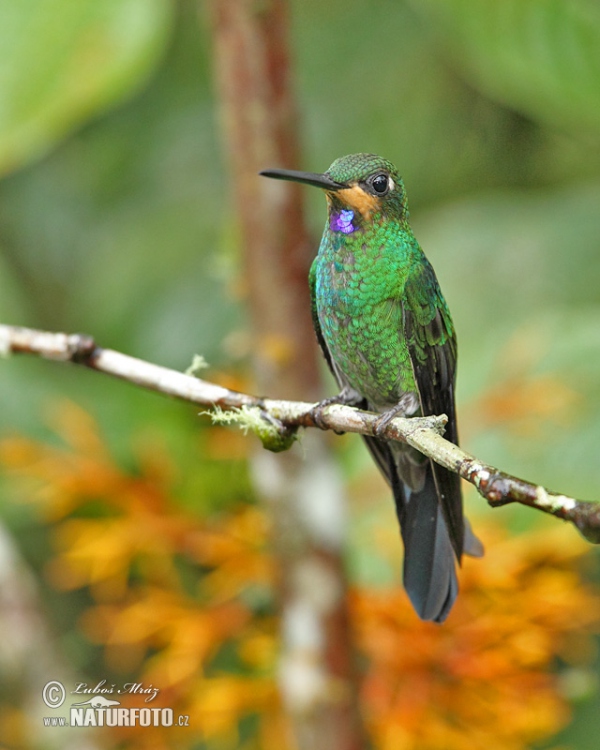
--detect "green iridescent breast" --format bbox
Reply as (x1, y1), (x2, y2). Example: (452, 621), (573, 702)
(313, 222), (419, 407)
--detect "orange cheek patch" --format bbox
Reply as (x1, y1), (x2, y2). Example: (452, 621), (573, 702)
(329, 185), (379, 220)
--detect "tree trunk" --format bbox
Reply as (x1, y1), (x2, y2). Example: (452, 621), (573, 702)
(208, 2), (366, 748)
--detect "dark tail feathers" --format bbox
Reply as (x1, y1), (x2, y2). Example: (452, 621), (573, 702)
(391, 460), (457, 623)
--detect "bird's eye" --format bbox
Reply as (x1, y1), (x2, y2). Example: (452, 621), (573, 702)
(371, 173), (389, 195)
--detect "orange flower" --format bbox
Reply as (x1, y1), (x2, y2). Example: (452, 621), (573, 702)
(2, 404), (599, 750)
(352, 523), (600, 750)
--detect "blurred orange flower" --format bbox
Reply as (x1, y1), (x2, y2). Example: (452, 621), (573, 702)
(1, 402), (599, 750)
(353, 524), (600, 750)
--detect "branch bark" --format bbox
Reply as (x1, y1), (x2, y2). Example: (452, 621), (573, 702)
(2, 323), (599, 544)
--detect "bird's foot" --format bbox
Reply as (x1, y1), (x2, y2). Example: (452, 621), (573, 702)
(310, 388), (363, 433)
(373, 393), (420, 438)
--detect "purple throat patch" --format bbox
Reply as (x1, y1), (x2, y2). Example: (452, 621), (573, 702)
(330, 209), (356, 234)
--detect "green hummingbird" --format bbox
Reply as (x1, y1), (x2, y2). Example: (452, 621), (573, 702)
(260, 153), (482, 623)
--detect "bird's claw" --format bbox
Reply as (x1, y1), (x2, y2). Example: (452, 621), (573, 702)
(373, 394), (419, 438)
(258, 407), (283, 429)
(373, 409), (399, 438)
(310, 390), (362, 433)
(310, 397), (344, 432)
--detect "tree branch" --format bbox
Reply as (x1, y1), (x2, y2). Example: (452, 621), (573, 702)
(2, 323), (599, 543)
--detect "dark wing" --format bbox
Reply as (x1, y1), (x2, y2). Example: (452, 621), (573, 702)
(403, 258), (464, 560)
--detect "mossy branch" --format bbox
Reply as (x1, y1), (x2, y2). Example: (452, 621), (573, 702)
(2, 323), (599, 543)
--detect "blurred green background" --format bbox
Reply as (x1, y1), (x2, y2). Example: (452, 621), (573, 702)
(1, 0), (600, 748)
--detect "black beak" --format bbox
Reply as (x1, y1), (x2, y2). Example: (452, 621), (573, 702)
(259, 168), (345, 191)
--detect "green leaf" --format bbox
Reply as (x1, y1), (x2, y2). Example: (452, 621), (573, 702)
(0, 0), (174, 176)
(415, 0), (600, 132)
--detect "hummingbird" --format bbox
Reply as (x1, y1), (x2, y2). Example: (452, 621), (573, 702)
(261, 153), (483, 622)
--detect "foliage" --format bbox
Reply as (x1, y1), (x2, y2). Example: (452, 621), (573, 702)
(0, 0), (174, 177)
(415, 0), (600, 133)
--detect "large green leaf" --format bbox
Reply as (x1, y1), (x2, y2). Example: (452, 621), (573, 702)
(415, 0), (600, 132)
(0, 0), (173, 176)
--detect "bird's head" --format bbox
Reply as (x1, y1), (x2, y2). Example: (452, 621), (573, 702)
(260, 153), (408, 234)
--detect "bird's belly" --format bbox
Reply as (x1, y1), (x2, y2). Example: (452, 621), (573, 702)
(318, 295), (416, 408)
